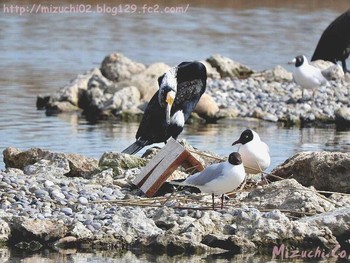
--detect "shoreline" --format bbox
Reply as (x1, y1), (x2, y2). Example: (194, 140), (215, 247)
(36, 53), (350, 128)
(1, 144), (350, 256)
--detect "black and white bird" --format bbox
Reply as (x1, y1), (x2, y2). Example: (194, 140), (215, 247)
(312, 9), (350, 73)
(122, 61), (207, 155)
(232, 129), (270, 175)
(172, 152), (245, 209)
(288, 55), (328, 100)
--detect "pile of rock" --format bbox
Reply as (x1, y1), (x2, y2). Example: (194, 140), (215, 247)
(1, 145), (350, 257)
(36, 52), (350, 127)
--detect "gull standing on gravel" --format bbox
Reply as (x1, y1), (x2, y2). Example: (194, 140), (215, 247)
(171, 152), (245, 209)
(232, 129), (270, 176)
(288, 55), (328, 100)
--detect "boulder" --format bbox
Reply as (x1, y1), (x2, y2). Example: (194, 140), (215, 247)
(269, 152), (350, 193)
(321, 64), (344, 81)
(242, 179), (335, 214)
(258, 65), (293, 82)
(194, 93), (220, 122)
(129, 62), (170, 101)
(99, 152), (147, 176)
(10, 217), (67, 243)
(3, 147), (98, 178)
(206, 54), (255, 78)
(335, 107), (350, 129)
(100, 53), (146, 81)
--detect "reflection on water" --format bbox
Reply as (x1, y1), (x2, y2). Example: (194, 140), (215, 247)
(0, 246), (304, 263)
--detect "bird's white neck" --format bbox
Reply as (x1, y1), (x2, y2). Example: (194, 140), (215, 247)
(170, 110), (185, 127)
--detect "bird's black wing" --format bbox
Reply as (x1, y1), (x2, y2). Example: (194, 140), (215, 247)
(172, 61), (207, 120)
(135, 91), (168, 144)
(312, 9), (350, 70)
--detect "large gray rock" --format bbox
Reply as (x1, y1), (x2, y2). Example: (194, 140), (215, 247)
(335, 107), (350, 128)
(206, 54), (254, 78)
(99, 152), (147, 176)
(243, 179), (336, 214)
(300, 207), (350, 236)
(100, 53), (146, 81)
(11, 217), (67, 243)
(257, 65), (293, 82)
(129, 62), (170, 101)
(194, 93), (220, 122)
(269, 152), (350, 193)
(3, 147), (98, 178)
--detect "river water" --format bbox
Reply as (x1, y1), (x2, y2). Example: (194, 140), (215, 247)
(1, 0), (350, 261)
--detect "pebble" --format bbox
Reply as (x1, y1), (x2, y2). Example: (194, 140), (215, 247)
(78, 196), (89, 205)
(206, 76), (350, 125)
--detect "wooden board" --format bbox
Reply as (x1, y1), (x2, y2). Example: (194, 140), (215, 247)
(132, 138), (204, 197)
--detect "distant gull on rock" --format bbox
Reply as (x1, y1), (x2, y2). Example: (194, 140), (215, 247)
(232, 129), (270, 176)
(171, 152), (245, 209)
(288, 55), (328, 100)
(122, 61), (207, 155)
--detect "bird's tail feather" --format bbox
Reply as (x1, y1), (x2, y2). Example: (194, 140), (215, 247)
(170, 179), (186, 185)
(122, 140), (148, 155)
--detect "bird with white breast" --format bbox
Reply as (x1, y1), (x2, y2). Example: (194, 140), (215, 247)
(288, 55), (328, 100)
(232, 129), (270, 176)
(171, 152), (246, 209)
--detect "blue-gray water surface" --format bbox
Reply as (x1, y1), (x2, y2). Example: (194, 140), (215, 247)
(1, 0), (350, 261)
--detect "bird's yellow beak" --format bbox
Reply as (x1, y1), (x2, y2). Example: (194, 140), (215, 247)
(165, 91), (176, 125)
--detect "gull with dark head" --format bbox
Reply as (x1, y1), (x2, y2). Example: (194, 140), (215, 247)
(288, 55), (328, 100)
(232, 129), (270, 175)
(171, 152), (245, 209)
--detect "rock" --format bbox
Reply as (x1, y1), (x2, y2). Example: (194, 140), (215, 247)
(258, 65), (293, 82)
(194, 93), (220, 122)
(3, 147), (98, 178)
(300, 207), (350, 236)
(206, 54), (255, 78)
(310, 60), (335, 71)
(3, 147), (47, 170)
(0, 219), (10, 243)
(201, 234), (256, 253)
(37, 68), (101, 112)
(45, 101), (80, 115)
(99, 152), (147, 176)
(321, 64), (344, 81)
(70, 222), (93, 240)
(242, 179), (336, 214)
(200, 60), (220, 79)
(129, 62), (170, 101)
(269, 152), (350, 193)
(11, 217), (67, 243)
(335, 107), (350, 129)
(100, 53), (146, 82)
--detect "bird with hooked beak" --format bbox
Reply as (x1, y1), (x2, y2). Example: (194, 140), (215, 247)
(122, 61), (207, 155)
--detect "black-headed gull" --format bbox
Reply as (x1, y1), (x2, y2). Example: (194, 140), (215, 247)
(232, 129), (270, 175)
(288, 55), (328, 100)
(172, 152), (245, 209)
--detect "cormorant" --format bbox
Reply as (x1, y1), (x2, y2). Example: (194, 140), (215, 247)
(122, 61), (207, 155)
(311, 9), (350, 72)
